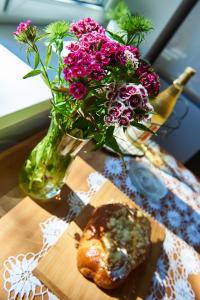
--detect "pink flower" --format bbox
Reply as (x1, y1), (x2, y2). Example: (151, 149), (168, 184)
(71, 66), (88, 78)
(126, 45), (140, 59)
(70, 18), (105, 38)
(118, 86), (131, 100)
(63, 68), (73, 81)
(69, 82), (87, 100)
(128, 95), (141, 107)
(119, 116), (129, 127)
(115, 49), (126, 65)
(95, 52), (110, 65)
(121, 108), (133, 120)
(104, 83), (153, 127)
(104, 115), (114, 126)
(101, 42), (118, 55)
(106, 90), (117, 101)
(66, 42), (79, 52)
(136, 62), (150, 76)
(124, 50), (139, 68)
(13, 20), (31, 36)
(126, 85), (137, 94)
(140, 72), (160, 96)
(108, 108), (121, 120)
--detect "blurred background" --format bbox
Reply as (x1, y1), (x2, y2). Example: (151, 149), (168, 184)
(0, 0), (199, 175)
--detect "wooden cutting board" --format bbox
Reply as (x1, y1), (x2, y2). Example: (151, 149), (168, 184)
(34, 158), (165, 300)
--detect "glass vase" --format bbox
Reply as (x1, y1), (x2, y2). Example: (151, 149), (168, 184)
(19, 118), (89, 201)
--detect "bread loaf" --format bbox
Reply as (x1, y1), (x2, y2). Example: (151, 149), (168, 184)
(77, 203), (150, 289)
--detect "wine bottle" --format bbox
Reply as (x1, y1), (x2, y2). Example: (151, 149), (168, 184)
(126, 67), (196, 144)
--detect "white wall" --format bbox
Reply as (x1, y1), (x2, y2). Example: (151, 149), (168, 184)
(126, 0), (182, 56)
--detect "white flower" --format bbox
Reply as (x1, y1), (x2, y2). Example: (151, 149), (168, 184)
(167, 210), (181, 228)
(104, 158), (122, 175)
(40, 217), (68, 247)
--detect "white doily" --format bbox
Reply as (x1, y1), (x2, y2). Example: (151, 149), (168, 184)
(2, 171), (107, 300)
(148, 230), (200, 300)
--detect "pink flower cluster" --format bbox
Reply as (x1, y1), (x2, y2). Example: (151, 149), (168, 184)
(13, 20), (31, 36)
(64, 33), (139, 83)
(64, 18), (140, 100)
(70, 17), (105, 38)
(136, 61), (160, 96)
(104, 83), (153, 127)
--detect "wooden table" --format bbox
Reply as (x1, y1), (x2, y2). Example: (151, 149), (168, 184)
(0, 131), (200, 300)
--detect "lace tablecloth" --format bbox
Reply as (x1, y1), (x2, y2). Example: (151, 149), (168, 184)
(3, 141), (200, 300)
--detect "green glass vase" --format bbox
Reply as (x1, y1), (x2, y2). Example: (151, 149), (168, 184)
(19, 118), (89, 201)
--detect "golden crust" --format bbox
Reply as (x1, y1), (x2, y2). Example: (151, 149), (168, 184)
(77, 203), (150, 289)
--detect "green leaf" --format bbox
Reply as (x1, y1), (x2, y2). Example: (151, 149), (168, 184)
(35, 33), (49, 42)
(106, 30), (126, 45)
(34, 52), (40, 69)
(26, 48), (31, 66)
(105, 126), (122, 154)
(131, 121), (156, 134)
(58, 40), (63, 53)
(41, 72), (50, 87)
(23, 69), (42, 79)
(45, 44), (52, 67)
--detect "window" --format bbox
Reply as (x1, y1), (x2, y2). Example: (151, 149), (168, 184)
(154, 1), (200, 105)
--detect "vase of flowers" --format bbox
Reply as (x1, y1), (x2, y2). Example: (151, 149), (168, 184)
(14, 7), (160, 201)
(19, 117), (89, 201)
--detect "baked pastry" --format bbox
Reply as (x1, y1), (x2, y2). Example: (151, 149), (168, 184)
(77, 203), (150, 289)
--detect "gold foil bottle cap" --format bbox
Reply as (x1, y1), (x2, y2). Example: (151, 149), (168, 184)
(174, 67), (196, 88)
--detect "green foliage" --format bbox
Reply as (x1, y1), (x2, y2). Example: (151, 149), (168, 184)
(131, 121), (156, 134)
(45, 21), (70, 41)
(119, 14), (153, 45)
(34, 52), (40, 69)
(106, 30), (126, 45)
(119, 14), (153, 35)
(105, 126), (122, 154)
(23, 69), (42, 79)
(45, 44), (52, 67)
(106, 0), (130, 21)
(106, 0), (153, 46)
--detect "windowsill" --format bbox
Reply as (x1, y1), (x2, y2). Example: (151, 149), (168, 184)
(0, 44), (51, 149)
